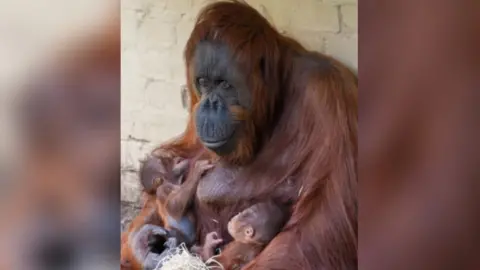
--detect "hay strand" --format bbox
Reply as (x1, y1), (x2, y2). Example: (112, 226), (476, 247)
(155, 243), (224, 270)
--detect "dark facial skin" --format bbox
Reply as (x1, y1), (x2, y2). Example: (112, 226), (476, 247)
(193, 41), (251, 155)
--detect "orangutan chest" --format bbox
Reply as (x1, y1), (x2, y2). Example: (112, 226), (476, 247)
(196, 166), (301, 206)
(196, 167), (247, 204)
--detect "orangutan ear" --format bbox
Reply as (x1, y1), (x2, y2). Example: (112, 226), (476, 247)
(244, 225), (255, 239)
(180, 85), (190, 111)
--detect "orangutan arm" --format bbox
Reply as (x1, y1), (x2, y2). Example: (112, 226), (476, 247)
(165, 160), (214, 220)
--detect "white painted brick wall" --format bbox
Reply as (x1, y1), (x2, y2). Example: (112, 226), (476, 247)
(121, 0), (358, 202)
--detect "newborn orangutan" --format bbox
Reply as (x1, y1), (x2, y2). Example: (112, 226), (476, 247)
(140, 156), (212, 248)
(139, 156), (190, 193)
(193, 200), (290, 269)
(125, 158), (215, 270)
(161, 159), (214, 245)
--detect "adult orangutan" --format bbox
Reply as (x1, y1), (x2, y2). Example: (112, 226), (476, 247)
(143, 1), (357, 269)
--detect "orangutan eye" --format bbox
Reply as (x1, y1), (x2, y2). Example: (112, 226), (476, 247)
(198, 77), (207, 87)
(220, 80), (231, 89)
(244, 227), (254, 237)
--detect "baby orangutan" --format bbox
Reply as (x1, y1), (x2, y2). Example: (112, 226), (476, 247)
(193, 200), (290, 269)
(161, 159), (214, 245)
(139, 156), (212, 247)
(125, 158), (215, 270)
(139, 155), (191, 193)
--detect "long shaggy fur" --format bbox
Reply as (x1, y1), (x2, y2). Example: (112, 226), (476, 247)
(148, 1), (357, 269)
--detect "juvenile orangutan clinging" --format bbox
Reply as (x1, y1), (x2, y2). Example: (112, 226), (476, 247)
(135, 1), (357, 269)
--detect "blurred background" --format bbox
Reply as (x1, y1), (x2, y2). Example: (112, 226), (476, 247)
(360, 0), (480, 269)
(0, 0), (120, 269)
(120, 0), (358, 223)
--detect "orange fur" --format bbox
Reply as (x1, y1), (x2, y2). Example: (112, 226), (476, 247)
(145, 1), (357, 269)
(215, 242), (263, 270)
(121, 193), (163, 270)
